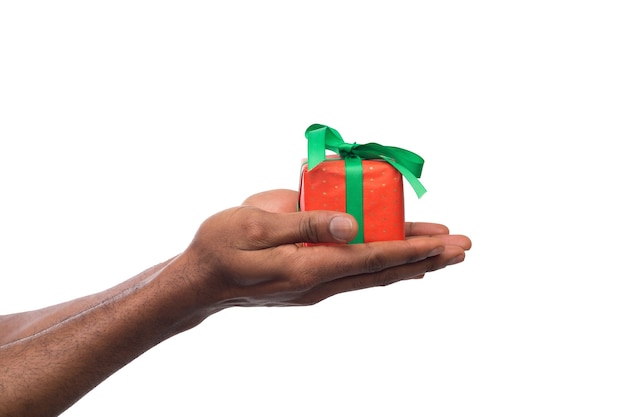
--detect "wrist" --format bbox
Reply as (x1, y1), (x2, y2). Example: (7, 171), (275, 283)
(151, 253), (227, 332)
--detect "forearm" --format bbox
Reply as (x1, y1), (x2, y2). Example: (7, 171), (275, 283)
(0, 258), (176, 345)
(0, 254), (220, 417)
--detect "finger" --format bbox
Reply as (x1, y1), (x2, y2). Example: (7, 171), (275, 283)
(405, 222), (450, 236)
(282, 237), (447, 288)
(243, 209), (360, 246)
(413, 234), (472, 250)
(295, 245), (467, 305)
(242, 189), (299, 213)
(234, 233), (446, 289)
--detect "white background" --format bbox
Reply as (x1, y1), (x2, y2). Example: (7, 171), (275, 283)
(1, 1), (624, 416)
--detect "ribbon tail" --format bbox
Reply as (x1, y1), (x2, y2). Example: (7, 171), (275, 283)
(383, 156), (427, 198)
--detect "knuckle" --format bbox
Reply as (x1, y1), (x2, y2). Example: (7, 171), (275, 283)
(372, 272), (398, 289)
(239, 211), (270, 244)
(298, 216), (320, 243)
(363, 251), (387, 273)
(291, 265), (318, 292)
(378, 273), (399, 287)
(426, 256), (445, 273)
(292, 278), (314, 294)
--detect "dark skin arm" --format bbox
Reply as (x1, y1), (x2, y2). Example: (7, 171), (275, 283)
(0, 189), (471, 417)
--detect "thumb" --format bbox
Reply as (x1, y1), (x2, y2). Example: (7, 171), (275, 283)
(326, 214), (358, 243)
(269, 211), (358, 245)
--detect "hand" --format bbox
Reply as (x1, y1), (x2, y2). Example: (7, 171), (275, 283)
(180, 189), (471, 308)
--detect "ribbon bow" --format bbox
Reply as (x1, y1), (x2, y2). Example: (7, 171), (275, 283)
(305, 123), (427, 198)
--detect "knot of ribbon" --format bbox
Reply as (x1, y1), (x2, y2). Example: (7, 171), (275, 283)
(337, 142), (359, 158)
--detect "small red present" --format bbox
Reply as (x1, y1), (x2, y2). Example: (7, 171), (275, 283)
(298, 124), (427, 245)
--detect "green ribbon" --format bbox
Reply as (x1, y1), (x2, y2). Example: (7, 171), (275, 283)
(304, 123), (426, 244)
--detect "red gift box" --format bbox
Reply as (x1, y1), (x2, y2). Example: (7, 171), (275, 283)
(298, 124), (426, 246)
(299, 155), (405, 243)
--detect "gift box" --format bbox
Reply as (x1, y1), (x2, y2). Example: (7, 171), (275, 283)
(298, 124), (427, 245)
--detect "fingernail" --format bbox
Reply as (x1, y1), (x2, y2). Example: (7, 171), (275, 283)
(329, 216), (354, 242)
(447, 254), (465, 265)
(428, 247), (444, 257)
